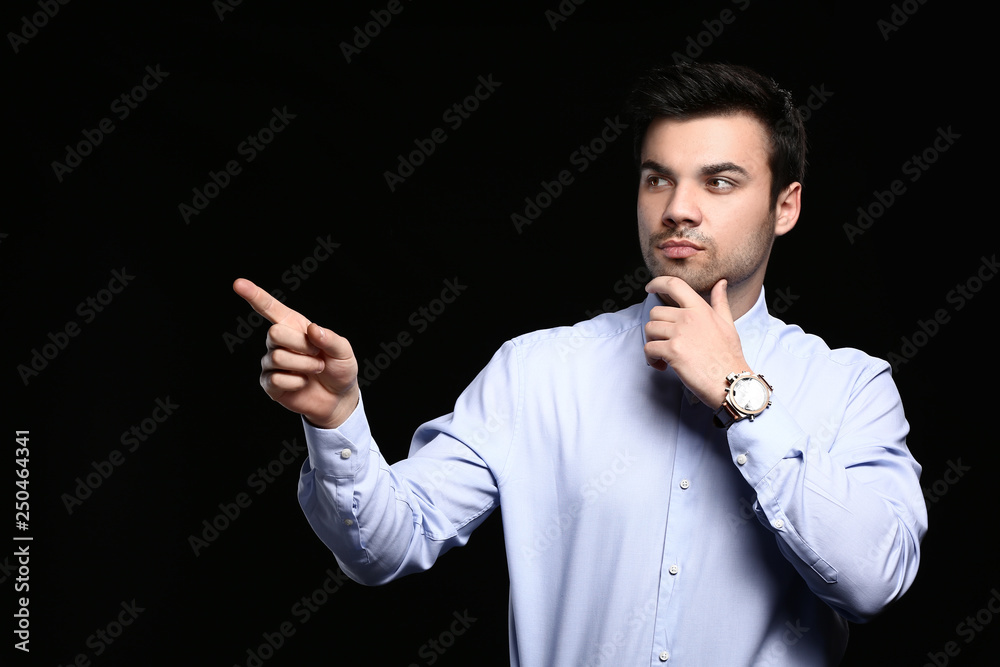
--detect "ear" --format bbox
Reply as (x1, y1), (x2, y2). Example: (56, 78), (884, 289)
(773, 182), (801, 237)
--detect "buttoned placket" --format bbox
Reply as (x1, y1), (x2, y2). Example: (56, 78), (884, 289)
(648, 387), (706, 665)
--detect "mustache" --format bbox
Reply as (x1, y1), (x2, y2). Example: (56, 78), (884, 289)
(648, 230), (710, 246)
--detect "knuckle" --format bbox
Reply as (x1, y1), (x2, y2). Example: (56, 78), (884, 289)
(269, 372), (296, 391)
(267, 322), (292, 342)
(265, 325), (280, 347)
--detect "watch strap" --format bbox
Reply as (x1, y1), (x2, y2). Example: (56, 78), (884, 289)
(713, 402), (740, 429)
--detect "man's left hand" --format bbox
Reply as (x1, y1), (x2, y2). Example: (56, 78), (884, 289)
(643, 276), (750, 408)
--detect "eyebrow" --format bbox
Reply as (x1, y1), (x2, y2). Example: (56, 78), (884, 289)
(700, 162), (750, 179)
(640, 159), (751, 179)
(640, 159), (672, 176)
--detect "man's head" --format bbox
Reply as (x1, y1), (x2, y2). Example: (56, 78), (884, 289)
(626, 62), (806, 208)
(626, 63), (805, 316)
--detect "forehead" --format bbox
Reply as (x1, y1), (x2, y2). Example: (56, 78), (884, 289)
(640, 113), (771, 172)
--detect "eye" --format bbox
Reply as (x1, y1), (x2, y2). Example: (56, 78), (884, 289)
(645, 175), (670, 188)
(707, 177), (735, 192)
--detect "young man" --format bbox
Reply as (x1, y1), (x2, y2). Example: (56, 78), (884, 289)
(234, 63), (926, 666)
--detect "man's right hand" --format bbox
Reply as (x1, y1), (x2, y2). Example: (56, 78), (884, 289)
(233, 278), (359, 429)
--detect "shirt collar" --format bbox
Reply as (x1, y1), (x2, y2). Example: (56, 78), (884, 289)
(733, 287), (771, 371)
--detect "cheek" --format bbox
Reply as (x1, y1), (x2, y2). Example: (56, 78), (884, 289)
(636, 196), (659, 229)
(705, 196), (768, 229)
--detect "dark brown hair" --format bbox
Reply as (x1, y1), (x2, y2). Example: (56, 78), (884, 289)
(626, 62), (807, 206)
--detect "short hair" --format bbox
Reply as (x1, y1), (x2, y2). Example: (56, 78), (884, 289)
(625, 62), (807, 206)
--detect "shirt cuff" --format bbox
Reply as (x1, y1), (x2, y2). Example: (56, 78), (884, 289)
(725, 394), (807, 486)
(301, 392), (372, 478)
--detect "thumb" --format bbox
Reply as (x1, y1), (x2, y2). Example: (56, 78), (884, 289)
(710, 279), (734, 323)
(307, 323), (354, 361)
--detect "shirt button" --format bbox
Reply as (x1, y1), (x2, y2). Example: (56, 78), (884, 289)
(669, 564), (679, 575)
(773, 519), (784, 529)
(679, 479), (690, 489)
(344, 519), (354, 526)
(659, 651), (670, 661)
(736, 453), (748, 466)
(340, 448), (352, 460)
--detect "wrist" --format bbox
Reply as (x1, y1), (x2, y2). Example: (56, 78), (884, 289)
(308, 387), (360, 430)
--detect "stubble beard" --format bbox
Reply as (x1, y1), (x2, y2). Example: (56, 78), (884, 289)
(640, 211), (777, 298)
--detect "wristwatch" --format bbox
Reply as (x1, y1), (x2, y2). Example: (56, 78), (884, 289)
(713, 371), (773, 429)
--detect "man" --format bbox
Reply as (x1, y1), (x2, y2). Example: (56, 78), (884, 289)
(234, 63), (926, 666)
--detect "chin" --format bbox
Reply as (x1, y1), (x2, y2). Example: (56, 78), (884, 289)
(644, 260), (715, 295)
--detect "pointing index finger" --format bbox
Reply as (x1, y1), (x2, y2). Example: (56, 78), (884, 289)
(232, 278), (308, 327)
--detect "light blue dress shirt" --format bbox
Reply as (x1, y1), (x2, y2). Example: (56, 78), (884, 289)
(297, 288), (926, 666)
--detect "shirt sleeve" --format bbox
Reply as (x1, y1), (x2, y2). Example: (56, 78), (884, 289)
(296, 342), (518, 586)
(726, 360), (927, 622)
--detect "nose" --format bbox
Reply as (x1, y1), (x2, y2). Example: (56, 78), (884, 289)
(662, 180), (702, 228)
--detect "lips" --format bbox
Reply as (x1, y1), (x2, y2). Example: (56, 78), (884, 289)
(658, 239), (702, 259)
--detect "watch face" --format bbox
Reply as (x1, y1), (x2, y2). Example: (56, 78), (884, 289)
(732, 377), (767, 412)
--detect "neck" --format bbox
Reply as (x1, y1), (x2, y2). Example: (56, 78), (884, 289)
(722, 282), (761, 320)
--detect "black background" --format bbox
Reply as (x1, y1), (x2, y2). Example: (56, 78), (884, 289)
(4, 0), (996, 665)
